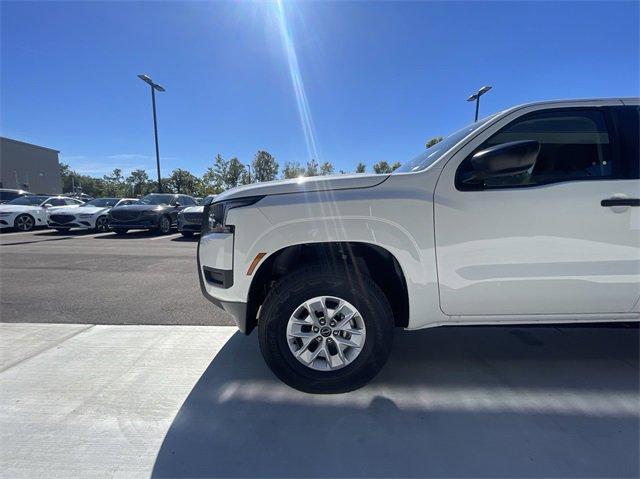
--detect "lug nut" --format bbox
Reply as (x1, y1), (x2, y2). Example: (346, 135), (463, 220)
(316, 336), (323, 342)
(319, 319), (326, 326)
(313, 327), (319, 333)
(333, 331), (339, 336)
(330, 321), (336, 327)
(327, 338), (333, 343)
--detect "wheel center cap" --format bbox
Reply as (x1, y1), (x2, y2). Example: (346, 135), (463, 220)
(320, 326), (332, 337)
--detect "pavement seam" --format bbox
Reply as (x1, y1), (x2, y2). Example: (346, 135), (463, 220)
(0, 324), (96, 373)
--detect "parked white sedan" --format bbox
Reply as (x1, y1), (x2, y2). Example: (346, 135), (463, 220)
(0, 195), (84, 231)
(48, 197), (138, 232)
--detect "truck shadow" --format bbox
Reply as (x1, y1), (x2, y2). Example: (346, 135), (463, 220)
(152, 325), (639, 478)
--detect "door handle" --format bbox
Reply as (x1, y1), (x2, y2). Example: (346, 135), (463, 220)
(601, 198), (640, 207)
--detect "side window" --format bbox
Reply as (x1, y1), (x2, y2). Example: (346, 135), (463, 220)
(48, 198), (66, 206)
(65, 198), (81, 205)
(457, 109), (614, 189)
(0, 192), (19, 201)
(182, 196), (195, 206)
(609, 105), (639, 179)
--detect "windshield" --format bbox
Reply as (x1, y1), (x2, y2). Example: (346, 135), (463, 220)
(82, 198), (120, 208)
(6, 195), (49, 206)
(395, 116), (495, 173)
(139, 194), (175, 206)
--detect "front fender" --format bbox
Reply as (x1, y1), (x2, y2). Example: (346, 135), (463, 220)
(228, 186), (445, 329)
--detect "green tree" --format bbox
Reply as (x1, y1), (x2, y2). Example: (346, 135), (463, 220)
(320, 161), (334, 176)
(372, 161), (402, 174)
(306, 159), (319, 177)
(201, 154), (227, 194)
(226, 157), (248, 188)
(200, 154), (247, 192)
(252, 150), (278, 182)
(282, 161), (305, 179)
(355, 162), (366, 173)
(102, 168), (125, 196)
(168, 168), (199, 195)
(126, 169), (149, 197)
(426, 136), (444, 148)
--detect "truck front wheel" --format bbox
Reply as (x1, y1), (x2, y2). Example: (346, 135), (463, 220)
(258, 265), (394, 393)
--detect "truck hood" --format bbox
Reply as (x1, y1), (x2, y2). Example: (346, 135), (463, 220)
(215, 173), (390, 202)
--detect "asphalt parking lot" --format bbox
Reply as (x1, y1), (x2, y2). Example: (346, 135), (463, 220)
(0, 228), (233, 326)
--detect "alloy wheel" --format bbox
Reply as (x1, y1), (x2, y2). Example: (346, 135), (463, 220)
(160, 216), (170, 234)
(15, 215), (34, 231)
(95, 216), (108, 232)
(286, 296), (366, 371)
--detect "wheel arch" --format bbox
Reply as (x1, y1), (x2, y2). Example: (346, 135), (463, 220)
(245, 241), (410, 335)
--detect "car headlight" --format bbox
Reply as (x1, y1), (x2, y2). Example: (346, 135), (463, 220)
(78, 214), (93, 218)
(0, 212), (12, 216)
(141, 210), (159, 217)
(204, 196), (263, 233)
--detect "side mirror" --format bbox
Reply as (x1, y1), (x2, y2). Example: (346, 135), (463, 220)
(42, 203), (52, 208)
(463, 140), (540, 184)
(174, 202), (182, 208)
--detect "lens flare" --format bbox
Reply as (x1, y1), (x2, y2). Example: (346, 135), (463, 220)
(274, 0), (320, 161)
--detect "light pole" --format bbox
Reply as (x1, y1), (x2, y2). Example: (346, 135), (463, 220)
(138, 74), (165, 193)
(466, 85), (492, 122)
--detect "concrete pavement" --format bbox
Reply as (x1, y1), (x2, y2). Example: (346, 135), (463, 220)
(1, 322), (638, 478)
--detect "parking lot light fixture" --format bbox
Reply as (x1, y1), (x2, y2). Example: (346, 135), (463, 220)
(138, 74), (165, 193)
(467, 85), (492, 122)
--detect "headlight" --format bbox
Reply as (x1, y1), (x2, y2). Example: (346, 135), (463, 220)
(0, 212), (12, 216)
(78, 214), (93, 218)
(204, 196), (263, 234)
(141, 210), (158, 217)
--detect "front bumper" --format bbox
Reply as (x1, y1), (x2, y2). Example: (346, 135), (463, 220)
(108, 217), (160, 229)
(178, 222), (201, 232)
(197, 232), (249, 332)
(48, 220), (93, 229)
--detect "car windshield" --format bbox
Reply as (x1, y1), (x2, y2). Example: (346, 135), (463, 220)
(82, 198), (120, 208)
(394, 115), (496, 173)
(139, 194), (175, 206)
(6, 195), (49, 206)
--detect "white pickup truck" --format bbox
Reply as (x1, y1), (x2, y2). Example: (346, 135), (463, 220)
(198, 98), (639, 393)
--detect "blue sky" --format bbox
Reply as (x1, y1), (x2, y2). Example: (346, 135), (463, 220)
(2, 1), (638, 177)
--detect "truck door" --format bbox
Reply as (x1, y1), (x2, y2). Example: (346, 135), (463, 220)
(433, 106), (640, 316)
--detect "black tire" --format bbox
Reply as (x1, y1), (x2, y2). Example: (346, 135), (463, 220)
(158, 215), (171, 235)
(113, 228), (128, 235)
(180, 231), (194, 237)
(258, 265), (394, 394)
(14, 214), (35, 232)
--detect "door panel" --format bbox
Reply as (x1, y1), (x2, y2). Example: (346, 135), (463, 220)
(434, 106), (640, 316)
(434, 180), (639, 315)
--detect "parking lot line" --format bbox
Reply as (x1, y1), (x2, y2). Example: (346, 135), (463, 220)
(71, 232), (113, 239)
(149, 233), (182, 241)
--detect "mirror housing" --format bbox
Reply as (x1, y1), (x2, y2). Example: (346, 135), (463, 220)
(463, 140), (540, 184)
(42, 203), (52, 208)
(174, 202), (182, 208)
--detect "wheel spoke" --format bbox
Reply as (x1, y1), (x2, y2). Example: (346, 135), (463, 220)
(334, 335), (361, 349)
(294, 336), (314, 358)
(333, 312), (356, 331)
(288, 330), (316, 339)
